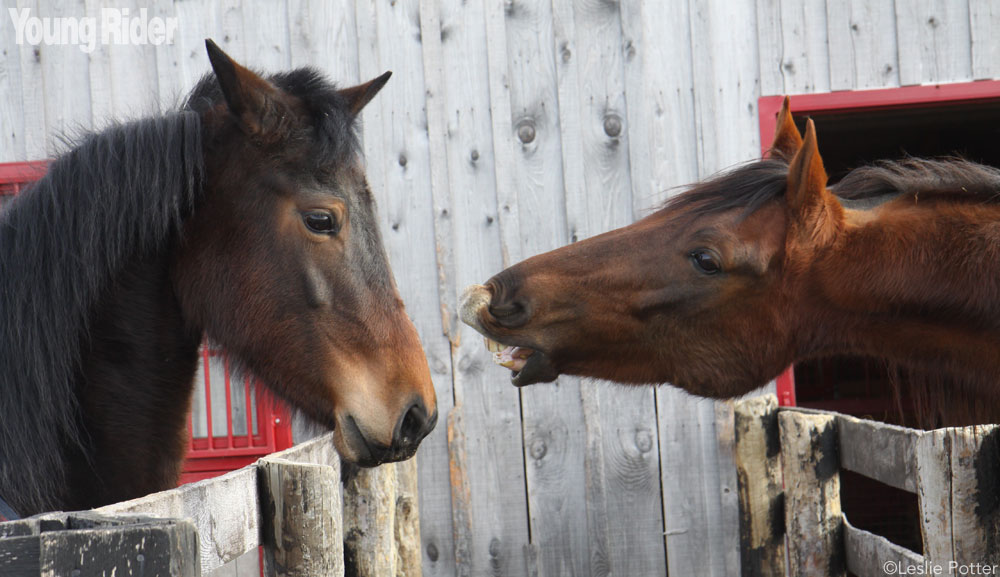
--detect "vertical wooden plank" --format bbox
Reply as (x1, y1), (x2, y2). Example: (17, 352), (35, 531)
(825, 0), (900, 91)
(483, 1), (590, 576)
(969, 0), (1000, 80)
(242, 0), (289, 72)
(949, 426), (1000, 569)
(551, 0), (632, 238)
(217, 1), (246, 61)
(86, 0), (160, 126)
(617, 0), (698, 211)
(260, 458), (343, 577)
(84, 0), (113, 125)
(894, 0), (972, 86)
(108, 2), (160, 119)
(16, 0), (47, 160)
(780, 410), (845, 577)
(551, 1), (665, 575)
(733, 395), (785, 577)
(172, 0), (219, 97)
(423, 0), (532, 575)
(351, 2), (454, 576)
(688, 0), (760, 175)
(755, 0), (784, 97)
(416, 1), (460, 573)
(446, 407), (473, 577)
(0, 0), (27, 162)
(150, 0), (183, 112)
(916, 429), (954, 575)
(286, 0), (358, 83)
(713, 400), (741, 576)
(343, 465), (397, 577)
(756, 0), (830, 95)
(39, 0), (93, 155)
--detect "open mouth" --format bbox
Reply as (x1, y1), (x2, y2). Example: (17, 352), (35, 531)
(482, 337), (558, 387)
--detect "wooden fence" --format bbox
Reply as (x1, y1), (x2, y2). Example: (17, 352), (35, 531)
(0, 433), (421, 577)
(733, 394), (1000, 577)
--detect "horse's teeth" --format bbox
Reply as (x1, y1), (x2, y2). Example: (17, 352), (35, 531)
(484, 337), (504, 353)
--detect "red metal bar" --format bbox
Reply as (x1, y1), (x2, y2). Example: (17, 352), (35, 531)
(202, 347), (214, 445)
(223, 354), (234, 449)
(243, 374), (254, 442)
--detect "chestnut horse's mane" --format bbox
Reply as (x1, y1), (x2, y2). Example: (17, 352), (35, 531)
(667, 156), (1000, 221)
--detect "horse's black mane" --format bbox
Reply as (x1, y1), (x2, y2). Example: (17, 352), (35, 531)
(666, 156), (1000, 219)
(0, 113), (202, 513)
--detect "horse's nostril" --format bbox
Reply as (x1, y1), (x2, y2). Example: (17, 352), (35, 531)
(488, 297), (531, 327)
(395, 401), (435, 447)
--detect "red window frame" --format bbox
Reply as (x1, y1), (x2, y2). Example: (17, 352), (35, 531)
(0, 161), (293, 484)
(758, 79), (1000, 406)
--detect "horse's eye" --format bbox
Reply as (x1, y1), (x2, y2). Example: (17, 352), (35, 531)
(303, 212), (340, 235)
(690, 250), (721, 275)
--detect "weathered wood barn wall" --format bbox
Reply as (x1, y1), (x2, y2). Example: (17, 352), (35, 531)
(2, 1), (998, 575)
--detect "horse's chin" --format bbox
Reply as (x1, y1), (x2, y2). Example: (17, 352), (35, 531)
(509, 351), (559, 387)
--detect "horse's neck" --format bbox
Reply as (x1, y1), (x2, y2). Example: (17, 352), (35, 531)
(66, 250), (202, 510)
(801, 200), (1000, 390)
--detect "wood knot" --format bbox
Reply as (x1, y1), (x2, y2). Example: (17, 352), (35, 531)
(603, 115), (622, 138)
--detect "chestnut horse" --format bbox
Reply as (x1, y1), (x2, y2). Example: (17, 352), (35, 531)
(461, 97), (1000, 425)
(0, 40), (436, 518)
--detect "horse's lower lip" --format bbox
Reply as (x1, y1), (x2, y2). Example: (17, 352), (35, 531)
(482, 337), (559, 386)
(510, 351), (559, 387)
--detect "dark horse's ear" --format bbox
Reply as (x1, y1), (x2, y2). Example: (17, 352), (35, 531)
(770, 96), (803, 161)
(338, 72), (392, 115)
(786, 119), (841, 244)
(205, 39), (281, 135)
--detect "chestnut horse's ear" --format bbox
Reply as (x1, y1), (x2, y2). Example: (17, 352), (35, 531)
(786, 119), (840, 243)
(770, 96), (803, 161)
(338, 72), (392, 115)
(205, 39), (280, 135)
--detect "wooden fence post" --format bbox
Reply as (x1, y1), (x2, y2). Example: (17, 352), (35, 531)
(394, 458), (423, 577)
(259, 457), (343, 577)
(343, 464), (397, 576)
(950, 425), (1000, 568)
(780, 410), (845, 577)
(733, 395), (785, 576)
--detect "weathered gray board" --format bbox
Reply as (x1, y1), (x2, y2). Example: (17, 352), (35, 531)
(0, 512), (199, 577)
(4, 1), (1000, 575)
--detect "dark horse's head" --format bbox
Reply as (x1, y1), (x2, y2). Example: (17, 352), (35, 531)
(177, 42), (437, 465)
(459, 99), (832, 397)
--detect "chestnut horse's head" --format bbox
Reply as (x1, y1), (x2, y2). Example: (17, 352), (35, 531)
(461, 98), (842, 398)
(175, 41), (436, 465)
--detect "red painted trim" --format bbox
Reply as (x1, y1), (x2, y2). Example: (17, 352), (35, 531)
(0, 161), (49, 185)
(759, 80), (1000, 155)
(775, 368), (796, 407)
(759, 79), (1000, 407)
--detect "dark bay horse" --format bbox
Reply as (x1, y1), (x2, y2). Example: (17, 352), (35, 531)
(461, 97), (1000, 425)
(0, 40), (436, 517)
